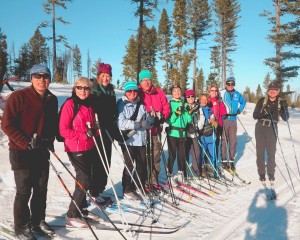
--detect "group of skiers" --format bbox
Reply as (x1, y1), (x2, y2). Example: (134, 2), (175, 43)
(1, 62), (289, 240)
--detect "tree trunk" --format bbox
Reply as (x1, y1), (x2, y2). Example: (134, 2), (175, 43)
(52, 0), (57, 82)
(137, 0), (144, 83)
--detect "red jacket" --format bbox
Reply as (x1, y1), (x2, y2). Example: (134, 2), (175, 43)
(59, 98), (96, 152)
(139, 85), (170, 135)
(209, 97), (227, 127)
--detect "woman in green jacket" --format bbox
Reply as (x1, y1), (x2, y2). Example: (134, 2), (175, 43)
(166, 85), (192, 184)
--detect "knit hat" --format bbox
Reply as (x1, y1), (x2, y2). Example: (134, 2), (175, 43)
(139, 69), (152, 82)
(268, 81), (281, 90)
(185, 89), (195, 97)
(124, 81), (138, 93)
(226, 77), (235, 86)
(97, 63), (112, 76)
(30, 64), (51, 80)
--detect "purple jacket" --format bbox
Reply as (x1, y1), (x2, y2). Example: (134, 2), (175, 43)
(59, 98), (96, 152)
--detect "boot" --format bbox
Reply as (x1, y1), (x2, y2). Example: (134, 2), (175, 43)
(32, 220), (55, 235)
(17, 228), (36, 240)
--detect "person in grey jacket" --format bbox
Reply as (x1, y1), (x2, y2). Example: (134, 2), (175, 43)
(117, 81), (152, 200)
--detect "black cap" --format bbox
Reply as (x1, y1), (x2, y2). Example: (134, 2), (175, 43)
(268, 81), (281, 90)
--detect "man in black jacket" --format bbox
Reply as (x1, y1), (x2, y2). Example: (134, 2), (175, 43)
(2, 64), (58, 240)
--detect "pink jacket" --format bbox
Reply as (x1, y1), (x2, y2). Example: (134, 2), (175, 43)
(59, 98), (96, 152)
(139, 85), (170, 135)
(209, 97), (227, 127)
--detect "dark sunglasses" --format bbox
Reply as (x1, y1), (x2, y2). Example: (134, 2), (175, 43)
(126, 90), (138, 93)
(210, 89), (218, 92)
(186, 95), (195, 98)
(76, 86), (91, 91)
(226, 82), (235, 86)
(32, 74), (50, 80)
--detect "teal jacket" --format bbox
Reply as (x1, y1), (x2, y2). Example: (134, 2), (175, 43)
(166, 99), (192, 138)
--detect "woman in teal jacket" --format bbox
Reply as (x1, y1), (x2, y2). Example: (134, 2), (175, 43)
(166, 85), (192, 183)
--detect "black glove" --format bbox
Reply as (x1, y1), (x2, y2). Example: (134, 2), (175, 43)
(223, 114), (229, 120)
(28, 134), (53, 150)
(86, 128), (96, 138)
(165, 127), (170, 133)
(187, 124), (196, 134)
(175, 105), (183, 116)
(94, 121), (101, 130)
(280, 99), (288, 108)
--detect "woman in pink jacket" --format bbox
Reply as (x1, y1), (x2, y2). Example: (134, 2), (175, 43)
(208, 84), (227, 159)
(59, 77), (100, 228)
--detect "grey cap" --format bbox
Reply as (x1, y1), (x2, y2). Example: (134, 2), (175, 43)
(30, 64), (51, 80)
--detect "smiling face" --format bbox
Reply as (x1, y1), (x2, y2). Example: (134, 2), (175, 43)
(125, 89), (139, 102)
(268, 88), (280, 101)
(97, 73), (111, 87)
(73, 77), (92, 100)
(199, 95), (208, 106)
(172, 87), (182, 100)
(140, 78), (152, 92)
(31, 73), (51, 96)
(209, 87), (218, 98)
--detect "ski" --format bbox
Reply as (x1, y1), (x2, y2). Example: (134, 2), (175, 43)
(227, 169), (251, 185)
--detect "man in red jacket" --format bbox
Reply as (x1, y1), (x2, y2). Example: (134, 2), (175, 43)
(2, 64), (58, 240)
(138, 69), (170, 191)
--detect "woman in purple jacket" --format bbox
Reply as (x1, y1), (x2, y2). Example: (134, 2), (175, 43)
(59, 77), (100, 228)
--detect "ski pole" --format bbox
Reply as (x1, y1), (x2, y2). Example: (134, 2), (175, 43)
(87, 122), (131, 234)
(49, 150), (127, 240)
(47, 157), (99, 240)
(237, 116), (257, 154)
(283, 108), (300, 178)
(268, 112), (296, 195)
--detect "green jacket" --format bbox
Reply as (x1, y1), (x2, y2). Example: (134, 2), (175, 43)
(166, 99), (192, 138)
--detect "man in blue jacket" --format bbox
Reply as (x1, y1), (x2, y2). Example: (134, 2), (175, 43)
(221, 77), (246, 170)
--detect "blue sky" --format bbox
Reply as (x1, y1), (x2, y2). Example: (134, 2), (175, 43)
(0, 0), (299, 93)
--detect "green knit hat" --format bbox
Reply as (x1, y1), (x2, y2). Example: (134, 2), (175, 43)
(124, 81), (138, 93)
(139, 69), (152, 82)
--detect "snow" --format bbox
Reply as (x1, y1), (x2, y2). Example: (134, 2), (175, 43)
(1, 82), (300, 240)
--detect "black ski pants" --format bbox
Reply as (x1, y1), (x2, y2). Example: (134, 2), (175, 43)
(9, 149), (50, 235)
(121, 145), (147, 193)
(255, 120), (277, 178)
(92, 132), (112, 196)
(167, 135), (187, 177)
(67, 147), (100, 218)
(186, 137), (201, 176)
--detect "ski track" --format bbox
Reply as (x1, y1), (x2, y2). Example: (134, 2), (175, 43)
(0, 82), (300, 240)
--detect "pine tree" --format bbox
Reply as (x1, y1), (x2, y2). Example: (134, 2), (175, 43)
(29, 28), (48, 66)
(212, 0), (241, 85)
(40, 0), (72, 82)
(14, 44), (32, 81)
(263, 72), (271, 92)
(0, 28), (8, 92)
(172, 0), (189, 88)
(73, 44), (82, 78)
(195, 68), (205, 95)
(180, 50), (192, 91)
(256, 84), (263, 102)
(158, 8), (172, 91)
(122, 35), (138, 81)
(187, 0), (211, 90)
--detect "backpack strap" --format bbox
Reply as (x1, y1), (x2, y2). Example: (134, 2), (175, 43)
(129, 101), (141, 121)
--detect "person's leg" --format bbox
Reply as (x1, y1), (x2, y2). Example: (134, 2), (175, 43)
(266, 125), (277, 179)
(221, 120), (230, 167)
(121, 145), (135, 193)
(190, 138), (201, 176)
(67, 151), (92, 218)
(134, 146), (147, 189)
(177, 138), (187, 177)
(151, 136), (161, 185)
(167, 136), (177, 175)
(255, 123), (267, 179)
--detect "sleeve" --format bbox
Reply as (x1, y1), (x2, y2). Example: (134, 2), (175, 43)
(160, 92), (171, 121)
(1, 93), (30, 149)
(117, 100), (136, 130)
(59, 100), (88, 141)
(253, 98), (266, 120)
(238, 92), (247, 112)
(280, 107), (289, 121)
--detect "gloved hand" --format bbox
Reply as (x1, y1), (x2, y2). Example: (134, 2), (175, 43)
(94, 121), (101, 130)
(187, 124), (196, 134)
(175, 105), (183, 116)
(237, 109), (241, 115)
(187, 104), (200, 115)
(223, 114), (229, 120)
(147, 115), (155, 125)
(280, 99), (288, 108)
(86, 128), (96, 138)
(28, 134), (54, 150)
(211, 121), (218, 128)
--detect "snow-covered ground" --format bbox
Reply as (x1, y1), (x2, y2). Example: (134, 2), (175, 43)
(0, 82), (300, 240)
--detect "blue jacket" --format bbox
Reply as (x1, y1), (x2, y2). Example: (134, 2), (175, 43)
(117, 96), (147, 146)
(221, 90), (246, 121)
(200, 106), (215, 144)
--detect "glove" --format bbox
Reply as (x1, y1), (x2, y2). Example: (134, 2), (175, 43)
(94, 121), (101, 130)
(223, 114), (229, 120)
(211, 121), (218, 128)
(280, 99), (288, 108)
(86, 128), (96, 138)
(28, 134), (53, 150)
(187, 104), (200, 115)
(175, 105), (183, 116)
(187, 124), (196, 134)
(147, 115), (155, 125)
(237, 109), (241, 115)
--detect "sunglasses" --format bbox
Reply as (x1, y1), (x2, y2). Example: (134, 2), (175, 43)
(226, 82), (235, 86)
(126, 90), (138, 93)
(210, 89), (218, 92)
(186, 95), (195, 98)
(32, 74), (50, 80)
(76, 86), (91, 91)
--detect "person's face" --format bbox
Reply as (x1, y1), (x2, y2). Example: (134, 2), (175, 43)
(226, 82), (235, 91)
(209, 87), (218, 98)
(172, 87), (181, 100)
(31, 73), (51, 95)
(268, 89), (280, 99)
(125, 89), (138, 102)
(186, 95), (195, 105)
(97, 73), (111, 87)
(200, 95), (208, 106)
(74, 83), (91, 100)
(140, 78), (152, 91)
